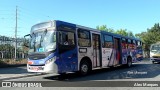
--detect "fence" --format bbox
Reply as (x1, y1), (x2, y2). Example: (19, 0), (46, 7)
(0, 51), (28, 59)
(0, 36), (28, 59)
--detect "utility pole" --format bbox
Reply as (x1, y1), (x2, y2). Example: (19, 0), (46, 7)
(14, 6), (17, 60)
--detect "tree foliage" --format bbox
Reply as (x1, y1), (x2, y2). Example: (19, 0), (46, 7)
(0, 44), (15, 59)
(0, 36), (28, 59)
(96, 25), (114, 33)
(135, 23), (160, 51)
(115, 29), (128, 36)
(96, 25), (134, 37)
(0, 44), (14, 52)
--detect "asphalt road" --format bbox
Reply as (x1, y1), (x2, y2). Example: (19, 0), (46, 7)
(0, 60), (160, 90)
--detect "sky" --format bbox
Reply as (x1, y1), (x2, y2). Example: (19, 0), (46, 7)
(0, 0), (160, 37)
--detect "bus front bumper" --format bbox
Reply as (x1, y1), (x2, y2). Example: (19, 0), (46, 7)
(150, 58), (160, 62)
(27, 61), (58, 74)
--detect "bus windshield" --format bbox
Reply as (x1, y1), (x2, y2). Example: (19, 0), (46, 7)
(150, 44), (160, 53)
(29, 30), (56, 53)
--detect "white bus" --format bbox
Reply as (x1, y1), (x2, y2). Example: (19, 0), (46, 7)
(150, 42), (160, 63)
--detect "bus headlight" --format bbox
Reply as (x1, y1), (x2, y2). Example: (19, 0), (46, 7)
(45, 57), (56, 64)
(150, 52), (154, 58)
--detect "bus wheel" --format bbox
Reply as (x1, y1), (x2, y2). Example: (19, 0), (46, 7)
(126, 57), (132, 67)
(80, 61), (89, 75)
(152, 61), (155, 64)
(58, 73), (67, 80)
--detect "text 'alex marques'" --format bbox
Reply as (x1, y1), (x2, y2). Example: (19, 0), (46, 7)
(127, 71), (147, 75)
(134, 82), (158, 87)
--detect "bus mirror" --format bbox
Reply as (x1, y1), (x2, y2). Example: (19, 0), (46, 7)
(23, 34), (31, 47)
(24, 34), (31, 38)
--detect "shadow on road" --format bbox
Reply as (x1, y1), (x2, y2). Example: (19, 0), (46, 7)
(43, 63), (160, 81)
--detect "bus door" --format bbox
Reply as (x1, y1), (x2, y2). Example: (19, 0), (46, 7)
(92, 33), (101, 67)
(113, 38), (121, 65)
(57, 26), (78, 73)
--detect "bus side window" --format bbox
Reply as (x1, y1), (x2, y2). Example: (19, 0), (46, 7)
(58, 31), (76, 54)
(138, 41), (141, 46)
(59, 31), (75, 45)
(126, 39), (128, 48)
(136, 40), (138, 45)
(127, 39), (131, 49)
(102, 35), (105, 47)
(132, 40), (136, 49)
(104, 35), (113, 48)
(133, 40), (136, 44)
(122, 38), (126, 49)
(78, 29), (91, 47)
(140, 41), (143, 46)
(127, 39), (131, 44)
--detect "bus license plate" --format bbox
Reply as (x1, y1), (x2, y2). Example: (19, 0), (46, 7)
(31, 67), (39, 71)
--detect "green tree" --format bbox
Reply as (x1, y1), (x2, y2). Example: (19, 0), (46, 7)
(97, 25), (134, 37)
(22, 42), (29, 53)
(96, 25), (114, 33)
(115, 29), (128, 36)
(128, 31), (134, 37)
(115, 29), (135, 37)
(0, 44), (15, 58)
(135, 23), (160, 52)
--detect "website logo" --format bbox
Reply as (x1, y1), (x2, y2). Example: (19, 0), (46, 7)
(2, 82), (11, 87)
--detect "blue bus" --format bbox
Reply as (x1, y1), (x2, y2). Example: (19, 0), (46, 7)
(24, 20), (143, 75)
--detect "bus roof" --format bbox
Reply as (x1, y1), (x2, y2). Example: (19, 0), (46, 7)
(101, 31), (141, 41)
(34, 20), (141, 41)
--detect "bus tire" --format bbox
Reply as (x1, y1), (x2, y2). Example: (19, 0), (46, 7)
(126, 57), (132, 67)
(152, 61), (155, 64)
(79, 61), (90, 75)
(58, 73), (67, 79)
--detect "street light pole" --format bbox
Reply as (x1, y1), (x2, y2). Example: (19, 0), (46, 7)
(14, 6), (17, 60)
